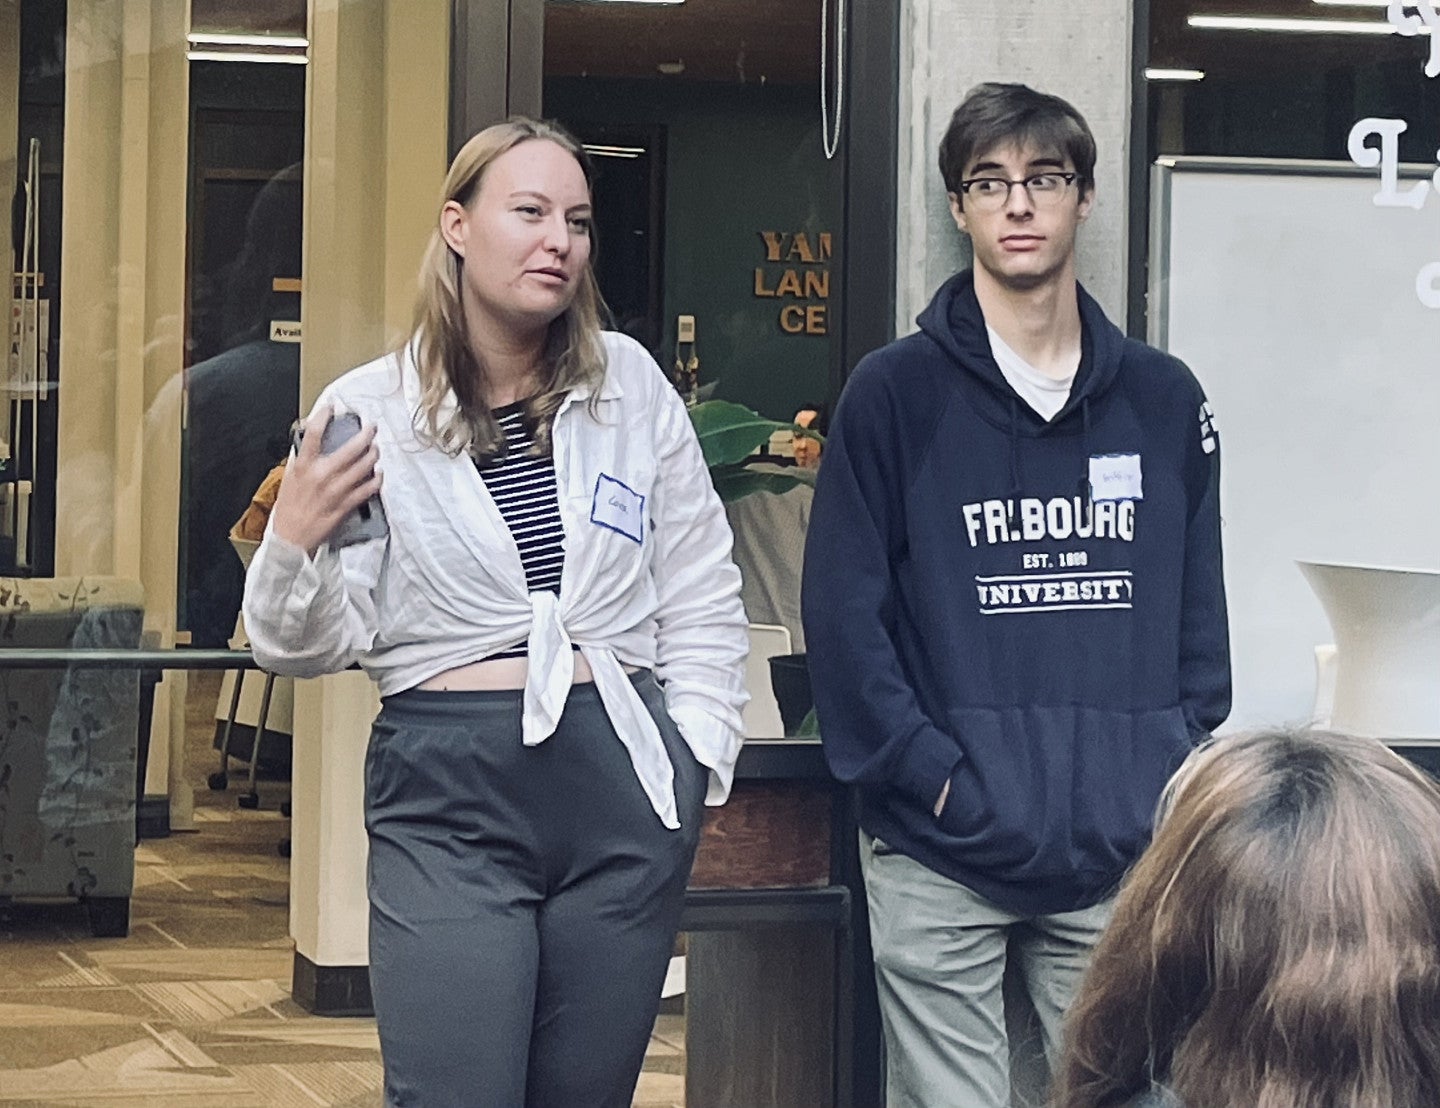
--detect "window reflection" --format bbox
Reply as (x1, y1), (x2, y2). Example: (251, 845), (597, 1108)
(180, 63), (304, 648)
(543, 0), (839, 741)
(1145, 0), (1440, 732)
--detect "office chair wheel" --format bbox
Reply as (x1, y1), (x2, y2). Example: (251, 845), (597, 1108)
(238, 792), (260, 810)
(207, 772), (228, 791)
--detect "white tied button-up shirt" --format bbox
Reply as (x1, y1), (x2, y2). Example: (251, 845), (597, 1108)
(242, 333), (749, 828)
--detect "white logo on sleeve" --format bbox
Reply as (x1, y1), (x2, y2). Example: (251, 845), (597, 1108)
(1199, 402), (1218, 454)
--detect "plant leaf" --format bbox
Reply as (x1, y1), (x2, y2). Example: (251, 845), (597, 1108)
(688, 400), (787, 467)
(711, 466), (809, 503)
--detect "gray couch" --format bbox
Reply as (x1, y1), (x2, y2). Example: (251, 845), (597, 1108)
(0, 576), (146, 936)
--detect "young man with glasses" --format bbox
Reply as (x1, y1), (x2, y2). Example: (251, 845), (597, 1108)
(802, 83), (1230, 1106)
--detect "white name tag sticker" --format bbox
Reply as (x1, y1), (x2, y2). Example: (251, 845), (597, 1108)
(1089, 453), (1143, 502)
(590, 474), (646, 544)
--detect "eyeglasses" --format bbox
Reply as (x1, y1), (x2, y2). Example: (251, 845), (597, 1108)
(957, 172), (1083, 212)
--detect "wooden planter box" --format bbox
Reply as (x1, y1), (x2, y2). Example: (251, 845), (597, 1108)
(690, 780), (832, 889)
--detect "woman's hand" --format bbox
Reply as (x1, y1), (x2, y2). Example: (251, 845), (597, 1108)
(269, 407), (382, 558)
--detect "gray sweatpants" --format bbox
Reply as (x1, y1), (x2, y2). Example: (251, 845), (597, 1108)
(364, 671), (707, 1108)
(859, 833), (1113, 1108)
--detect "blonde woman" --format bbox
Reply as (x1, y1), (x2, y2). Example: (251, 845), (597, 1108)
(1054, 729), (1440, 1108)
(242, 118), (748, 1107)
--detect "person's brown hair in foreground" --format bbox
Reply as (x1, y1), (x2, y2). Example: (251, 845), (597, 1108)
(1055, 728), (1440, 1108)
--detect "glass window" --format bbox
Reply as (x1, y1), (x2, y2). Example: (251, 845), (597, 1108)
(1145, 1), (1440, 734)
(541, 7), (850, 1100)
(2, 2), (870, 1100)
(0, 0), (445, 877)
(5, 0), (63, 576)
(179, 51), (305, 650)
(544, 0), (843, 740)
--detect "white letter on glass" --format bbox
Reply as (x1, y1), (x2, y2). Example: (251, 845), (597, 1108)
(1348, 118), (1428, 209)
(1417, 262), (1440, 310)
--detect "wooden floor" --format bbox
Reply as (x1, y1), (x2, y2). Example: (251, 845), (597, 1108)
(0, 672), (685, 1107)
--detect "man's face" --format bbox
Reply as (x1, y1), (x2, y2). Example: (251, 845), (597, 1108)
(947, 142), (1092, 293)
(792, 408), (822, 469)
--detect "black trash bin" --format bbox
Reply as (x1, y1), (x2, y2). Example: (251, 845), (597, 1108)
(767, 653), (813, 735)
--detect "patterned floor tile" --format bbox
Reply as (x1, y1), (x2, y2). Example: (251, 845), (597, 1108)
(86, 949), (293, 984)
(632, 1069), (685, 1107)
(0, 1037), (261, 1101)
(195, 1022), (382, 1054)
(232, 1060), (384, 1105)
(0, 674), (690, 1106)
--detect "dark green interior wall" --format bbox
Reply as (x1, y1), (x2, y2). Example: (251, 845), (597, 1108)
(545, 77), (840, 423)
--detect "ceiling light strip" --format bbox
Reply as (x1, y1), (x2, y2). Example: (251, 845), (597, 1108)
(186, 50), (310, 65)
(1188, 14), (1424, 32)
(1145, 67), (1206, 80)
(188, 33), (310, 48)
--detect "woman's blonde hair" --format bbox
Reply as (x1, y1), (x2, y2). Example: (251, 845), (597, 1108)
(1055, 729), (1440, 1108)
(406, 117), (607, 461)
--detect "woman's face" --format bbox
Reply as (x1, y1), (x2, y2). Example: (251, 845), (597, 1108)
(441, 139), (593, 337)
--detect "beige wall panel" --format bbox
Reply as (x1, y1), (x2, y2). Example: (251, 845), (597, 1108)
(382, 0), (449, 341)
(139, 0), (191, 816)
(302, 0), (388, 408)
(291, 0), (449, 970)
(56, 0), (124, 576)
(57, 0), (189, 808)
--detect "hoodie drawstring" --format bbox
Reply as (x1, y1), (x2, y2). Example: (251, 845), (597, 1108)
(1009, 395), (1091, 530)
(1006, 395), (1022, 531)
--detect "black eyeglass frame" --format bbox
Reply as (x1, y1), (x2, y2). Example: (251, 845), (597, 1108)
(956, 171), (1086, 205)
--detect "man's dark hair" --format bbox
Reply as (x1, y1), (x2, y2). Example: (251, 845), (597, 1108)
(795, 401), (829, 436)
(938, 83), (1097, 203)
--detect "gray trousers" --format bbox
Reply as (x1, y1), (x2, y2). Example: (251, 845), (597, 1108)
(364, 672), (707, 1108)
(859, 833), (1113, 1108)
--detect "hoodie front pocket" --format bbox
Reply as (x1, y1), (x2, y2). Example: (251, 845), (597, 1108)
(936, 704), (1193, 879)
(1071, 705), (1192, 869)
(936, 708), (1046, 868)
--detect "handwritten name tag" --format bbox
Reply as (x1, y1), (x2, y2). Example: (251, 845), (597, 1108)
(1089, 453), (1143, 502)
(590, 474), (646, 544)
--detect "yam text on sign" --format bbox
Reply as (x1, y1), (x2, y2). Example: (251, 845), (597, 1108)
(754, 231), (832, 335)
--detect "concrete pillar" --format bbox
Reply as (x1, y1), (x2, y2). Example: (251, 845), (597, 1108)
(895, 0), (1134, 330)
(893, 4), (1134, 1103)
(56, 0), (191, 819)
(289, 0), (449, 991)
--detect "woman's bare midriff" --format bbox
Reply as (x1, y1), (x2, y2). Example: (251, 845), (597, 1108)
(417, 652), (638, 691)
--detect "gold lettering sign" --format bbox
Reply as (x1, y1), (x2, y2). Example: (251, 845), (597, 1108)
(754, 231), (833, 335)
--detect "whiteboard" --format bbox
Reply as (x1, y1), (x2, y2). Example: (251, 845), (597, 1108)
(1149, 158), (1440, 732)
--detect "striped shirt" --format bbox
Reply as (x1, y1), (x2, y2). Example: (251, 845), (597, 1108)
(477, 402), (565, 659)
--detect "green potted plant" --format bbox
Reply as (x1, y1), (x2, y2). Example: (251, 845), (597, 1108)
(686, 398), (821, 500)
(687, 398), (822, 736)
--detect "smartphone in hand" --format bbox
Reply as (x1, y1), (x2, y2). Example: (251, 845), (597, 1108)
(293, 411), (389, 549)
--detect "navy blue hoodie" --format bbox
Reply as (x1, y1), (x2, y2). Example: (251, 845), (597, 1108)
(802, 270), (1230, 915)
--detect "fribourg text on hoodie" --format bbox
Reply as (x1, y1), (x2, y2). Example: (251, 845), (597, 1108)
(802, 270), (1231, 915)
